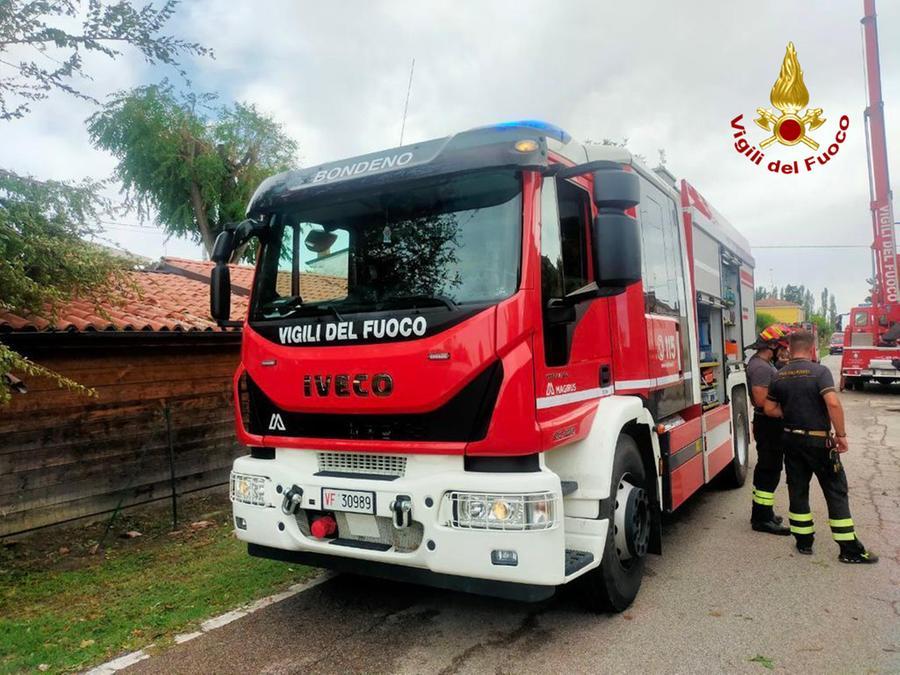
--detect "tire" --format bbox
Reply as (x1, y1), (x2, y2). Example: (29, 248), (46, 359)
(721, 388), (750, 488)
(581, 434), (649, 613)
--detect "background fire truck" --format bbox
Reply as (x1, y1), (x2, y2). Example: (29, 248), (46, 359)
(211, 120), (757, 611)
(841, 0), (900, 389)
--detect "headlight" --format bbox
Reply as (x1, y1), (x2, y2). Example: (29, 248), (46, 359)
(448, 492), (557, 531)
(230, 472), (269, 507)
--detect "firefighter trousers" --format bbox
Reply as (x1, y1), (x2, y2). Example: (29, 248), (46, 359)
(751, 415), (783, 522)
(783, 435), (863, 552)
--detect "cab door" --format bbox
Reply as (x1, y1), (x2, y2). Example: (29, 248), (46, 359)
(533, 174), (613, 450)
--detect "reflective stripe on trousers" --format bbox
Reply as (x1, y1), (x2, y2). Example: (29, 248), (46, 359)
(829, 517), (856, 541)
(788, 511), (814, 535)
(752, 489), (776, 506)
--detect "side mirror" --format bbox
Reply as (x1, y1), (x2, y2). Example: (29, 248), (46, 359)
(213, 219), (267, 264)
(592, 162), (640, 210)
(592, 163), (641, 291)
(592, 212), (642, 289)
(211, 230), (235, 263)
(210, 263), (231, 322)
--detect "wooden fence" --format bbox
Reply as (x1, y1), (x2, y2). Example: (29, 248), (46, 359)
(0, 335), (243, 536)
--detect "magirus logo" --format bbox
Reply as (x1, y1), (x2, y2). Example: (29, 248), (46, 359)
(730, 42), (849, 175)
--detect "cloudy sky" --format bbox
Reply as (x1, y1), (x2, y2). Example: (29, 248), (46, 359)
(3, 1), (898, 315)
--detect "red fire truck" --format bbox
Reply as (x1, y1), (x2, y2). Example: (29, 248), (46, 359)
(841, 0), (900, 390)
(210, 120), (757, 611)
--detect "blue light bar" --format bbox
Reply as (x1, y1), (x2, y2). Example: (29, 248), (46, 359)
(488, 120), (572, 144)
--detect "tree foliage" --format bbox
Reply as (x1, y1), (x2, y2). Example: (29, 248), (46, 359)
(87, 83), (298, 257)
(808, 312), (833, 348)
(0, 170), (127, 314)
(0, 0), (211, 120)
(756, 311), (778, 334)
(0, 170), (131, 402)
(1, 1), (209, 403)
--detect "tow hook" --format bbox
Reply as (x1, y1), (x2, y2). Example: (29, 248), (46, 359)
(390, 495), (412, 529)
(281, 485), (303, 515)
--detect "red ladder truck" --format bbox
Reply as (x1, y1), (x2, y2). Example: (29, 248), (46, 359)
(210, 120), (757, 611)
(841, 0), (900, 390)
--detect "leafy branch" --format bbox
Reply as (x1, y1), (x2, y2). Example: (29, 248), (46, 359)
(0, 0), (212, 120)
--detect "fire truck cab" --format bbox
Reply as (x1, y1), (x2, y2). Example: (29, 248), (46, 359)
(841, 305), (900, 389)
(211, 121), (756, 611)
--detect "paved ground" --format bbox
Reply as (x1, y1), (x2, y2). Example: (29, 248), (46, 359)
(129, 357), (899, 674)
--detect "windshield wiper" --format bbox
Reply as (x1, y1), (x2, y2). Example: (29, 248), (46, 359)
(272, 298), (344, 321)
(382, 294), (458, 311)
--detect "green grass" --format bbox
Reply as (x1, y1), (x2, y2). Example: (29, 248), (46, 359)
(0, 496), (314, 674)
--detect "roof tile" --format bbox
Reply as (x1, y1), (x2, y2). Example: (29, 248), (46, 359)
(0, 256), (347, 334)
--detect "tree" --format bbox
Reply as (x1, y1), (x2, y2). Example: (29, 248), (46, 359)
(87, 83), (298, 257)
(802, 288), (814, 319)
(808, 312), (833, 348)
(782, 283), (801, 305)
(820, 287), (829, 315)
(755, 286), (769, 301)
(756, 311), (778, 334)
(0, 0), (211, 120)
(829, 295), (838, 326)
(1, 1), (209, 403)
(0, 170), (130, 403)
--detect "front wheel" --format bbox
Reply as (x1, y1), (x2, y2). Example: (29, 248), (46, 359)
(581, 434), (649, 613)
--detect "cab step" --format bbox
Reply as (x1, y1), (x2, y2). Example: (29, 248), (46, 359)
(565, 549), (594, 575)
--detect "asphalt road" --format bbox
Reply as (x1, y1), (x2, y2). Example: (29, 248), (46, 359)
(129, 357), (899, 674)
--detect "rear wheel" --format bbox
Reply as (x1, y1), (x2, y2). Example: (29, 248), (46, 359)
(581, 434), (649, 613)
(721, 388), (750, 487)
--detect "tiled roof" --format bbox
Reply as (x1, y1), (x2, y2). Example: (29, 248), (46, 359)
(0, 256), (347, 334)
(158, 257), (255, 293)
(756, 298), (802, 308)
(159, 257), (348, 302)
(0, 269), (248, 333)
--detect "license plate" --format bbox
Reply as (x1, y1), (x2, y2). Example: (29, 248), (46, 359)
(321, 488), (376, 514)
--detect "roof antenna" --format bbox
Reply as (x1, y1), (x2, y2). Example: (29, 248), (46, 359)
(399, 58), (415, 146)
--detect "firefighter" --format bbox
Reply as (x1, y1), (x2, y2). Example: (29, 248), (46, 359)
(746, 324), (791, 535)
(764, 330), (879, 564)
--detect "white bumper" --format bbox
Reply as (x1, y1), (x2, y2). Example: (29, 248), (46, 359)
(232, 450), (605, 588)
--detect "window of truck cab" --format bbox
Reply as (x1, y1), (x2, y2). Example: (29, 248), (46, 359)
(250, 171), (523, 322)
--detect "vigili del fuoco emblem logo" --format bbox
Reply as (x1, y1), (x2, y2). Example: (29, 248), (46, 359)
(730, 42), (849, 175)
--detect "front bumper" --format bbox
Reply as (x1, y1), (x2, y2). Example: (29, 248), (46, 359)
(231, 450), (597, 590)
(842, 359), (899, 380)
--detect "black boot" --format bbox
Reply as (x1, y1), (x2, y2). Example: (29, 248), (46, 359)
(838, 539), (879, 564)
(752, 519), (791, 535)
(751, 502), (790, 535)
(795, 534), (814, 555)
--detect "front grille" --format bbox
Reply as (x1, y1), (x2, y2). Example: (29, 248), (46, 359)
(317, 452), (407, 477)
(244, 361), (503, 442)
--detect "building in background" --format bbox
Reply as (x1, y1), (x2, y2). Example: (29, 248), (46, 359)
(755, 298), (806, 323)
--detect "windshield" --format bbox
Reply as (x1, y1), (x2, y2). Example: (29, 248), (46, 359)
(251, 171), (522, 321)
